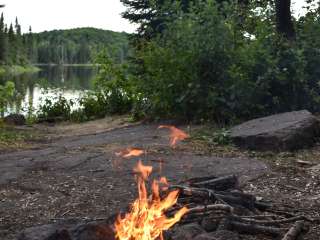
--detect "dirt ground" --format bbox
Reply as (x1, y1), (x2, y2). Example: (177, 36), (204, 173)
(0, 117), (319, 240)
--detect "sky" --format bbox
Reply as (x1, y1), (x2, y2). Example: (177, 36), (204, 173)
(0, 0), (137, 33)
(0, 0), (311, 34)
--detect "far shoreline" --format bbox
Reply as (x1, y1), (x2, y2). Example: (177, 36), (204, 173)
(33, 63), (99, 67)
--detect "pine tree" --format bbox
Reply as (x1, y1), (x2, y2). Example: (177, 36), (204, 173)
(8, 23), (16, 64)
(14, 17), (25, 64)
(26, 26), (37, 63)
(0, 13), (7, 64)
(120, 0), (166, 39)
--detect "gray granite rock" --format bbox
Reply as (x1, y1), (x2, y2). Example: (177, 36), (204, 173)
(230, 110), (320, 151)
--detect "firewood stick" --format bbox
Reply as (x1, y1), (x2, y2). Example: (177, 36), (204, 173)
(191, 175), (239, 191)
(181, 175), (218, 184)
(187, 204), (234, 214)
(171, 185), (232, 206)
(229, 220), (283, 236)
(233, 215), (309, 226)
(281, 221), (306, 240)
(172, 185), (257, 210)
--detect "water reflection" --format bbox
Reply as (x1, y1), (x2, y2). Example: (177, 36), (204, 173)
(0, 65), (97, 116)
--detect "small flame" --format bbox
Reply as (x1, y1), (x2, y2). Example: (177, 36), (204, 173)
(116, 148), (145, 158)
(115, 161), (188, 240)
(158, 125), (190, 147)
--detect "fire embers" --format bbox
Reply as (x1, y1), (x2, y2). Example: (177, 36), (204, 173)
(158, 125), (190, 148)
(116, 148), (145, 158)
(114, 126), (189, 240)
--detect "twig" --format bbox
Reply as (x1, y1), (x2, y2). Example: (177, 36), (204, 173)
(187, 204), (234, 214)
(233, 215), (310, 226)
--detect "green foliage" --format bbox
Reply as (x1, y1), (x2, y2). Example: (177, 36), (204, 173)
(126, 0), (320, 122)
(93, 52), (133, 114)
(0, 14), (29, 66)
(37, 95), (74, 121)
(192, 127), (231, 146)
(23, 0), (320, 124)
(34, 28), (129, 64)
(78, 93), (107, 121)
(0, 81), (15, 113)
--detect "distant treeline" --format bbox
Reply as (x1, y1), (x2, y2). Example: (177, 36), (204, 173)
(0, 13), (130, 66)
(33, 28), (130, 64)
(0, 14), (35, 66)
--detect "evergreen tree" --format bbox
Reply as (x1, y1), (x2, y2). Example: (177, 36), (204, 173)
(26, 26), (37, 63)
(0, 13), (7, 64)
(8, 23), (16, 64)
(120, 0), (192, 39)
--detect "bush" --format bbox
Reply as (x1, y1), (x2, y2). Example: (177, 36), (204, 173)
(37, 95), (74, 121)
(79, 93), (108, 120)
(94, 51), (134, 115)
(129, 0), (320, 122)
(0, 81), (15, 116)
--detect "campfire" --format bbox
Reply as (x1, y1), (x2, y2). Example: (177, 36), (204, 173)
(112, 126), (311, 240)
(114, 126), (190, 240)
(114, 160), (188, 240)
(17, 125), (313, 240)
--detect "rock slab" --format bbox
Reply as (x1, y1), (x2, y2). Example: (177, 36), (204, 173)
(229, 110), (320, 151)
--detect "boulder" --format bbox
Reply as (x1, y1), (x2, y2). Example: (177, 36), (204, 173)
(229, 110), (320, 151)
(4, 113), (26, 125)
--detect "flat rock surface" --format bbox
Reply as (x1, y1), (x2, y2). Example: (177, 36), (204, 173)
(230, 110), (320, 151)
(0, 124), (268, 240)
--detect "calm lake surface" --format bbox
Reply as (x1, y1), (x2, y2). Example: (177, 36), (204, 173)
(1, 65), (97, 116)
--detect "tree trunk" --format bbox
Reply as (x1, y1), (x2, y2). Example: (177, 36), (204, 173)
(275, 0), (295, 40)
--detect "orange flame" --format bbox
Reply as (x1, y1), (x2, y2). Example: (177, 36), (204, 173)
(115, 161), (188, 240)
(158, 125), (190, 147)
(116, 148), (145, 158)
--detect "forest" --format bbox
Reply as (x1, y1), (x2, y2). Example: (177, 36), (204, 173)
(0, 14), (33, 66)
(1, 0), (320, 124)
(34, 28), (129, 64)
(0, 12), (129, 67)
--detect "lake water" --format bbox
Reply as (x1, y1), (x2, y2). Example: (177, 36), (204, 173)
(0, 65), (97, 116)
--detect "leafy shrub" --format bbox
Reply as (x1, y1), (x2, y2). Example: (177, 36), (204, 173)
(0, 81), (15, 115)
(93, 51), (133, 115)
(37, 95), (74, 121)
(79, 93), (108, 120)
(130, 0), (320, 122)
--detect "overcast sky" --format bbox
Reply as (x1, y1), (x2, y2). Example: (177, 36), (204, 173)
(0, 0), (310, 33)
